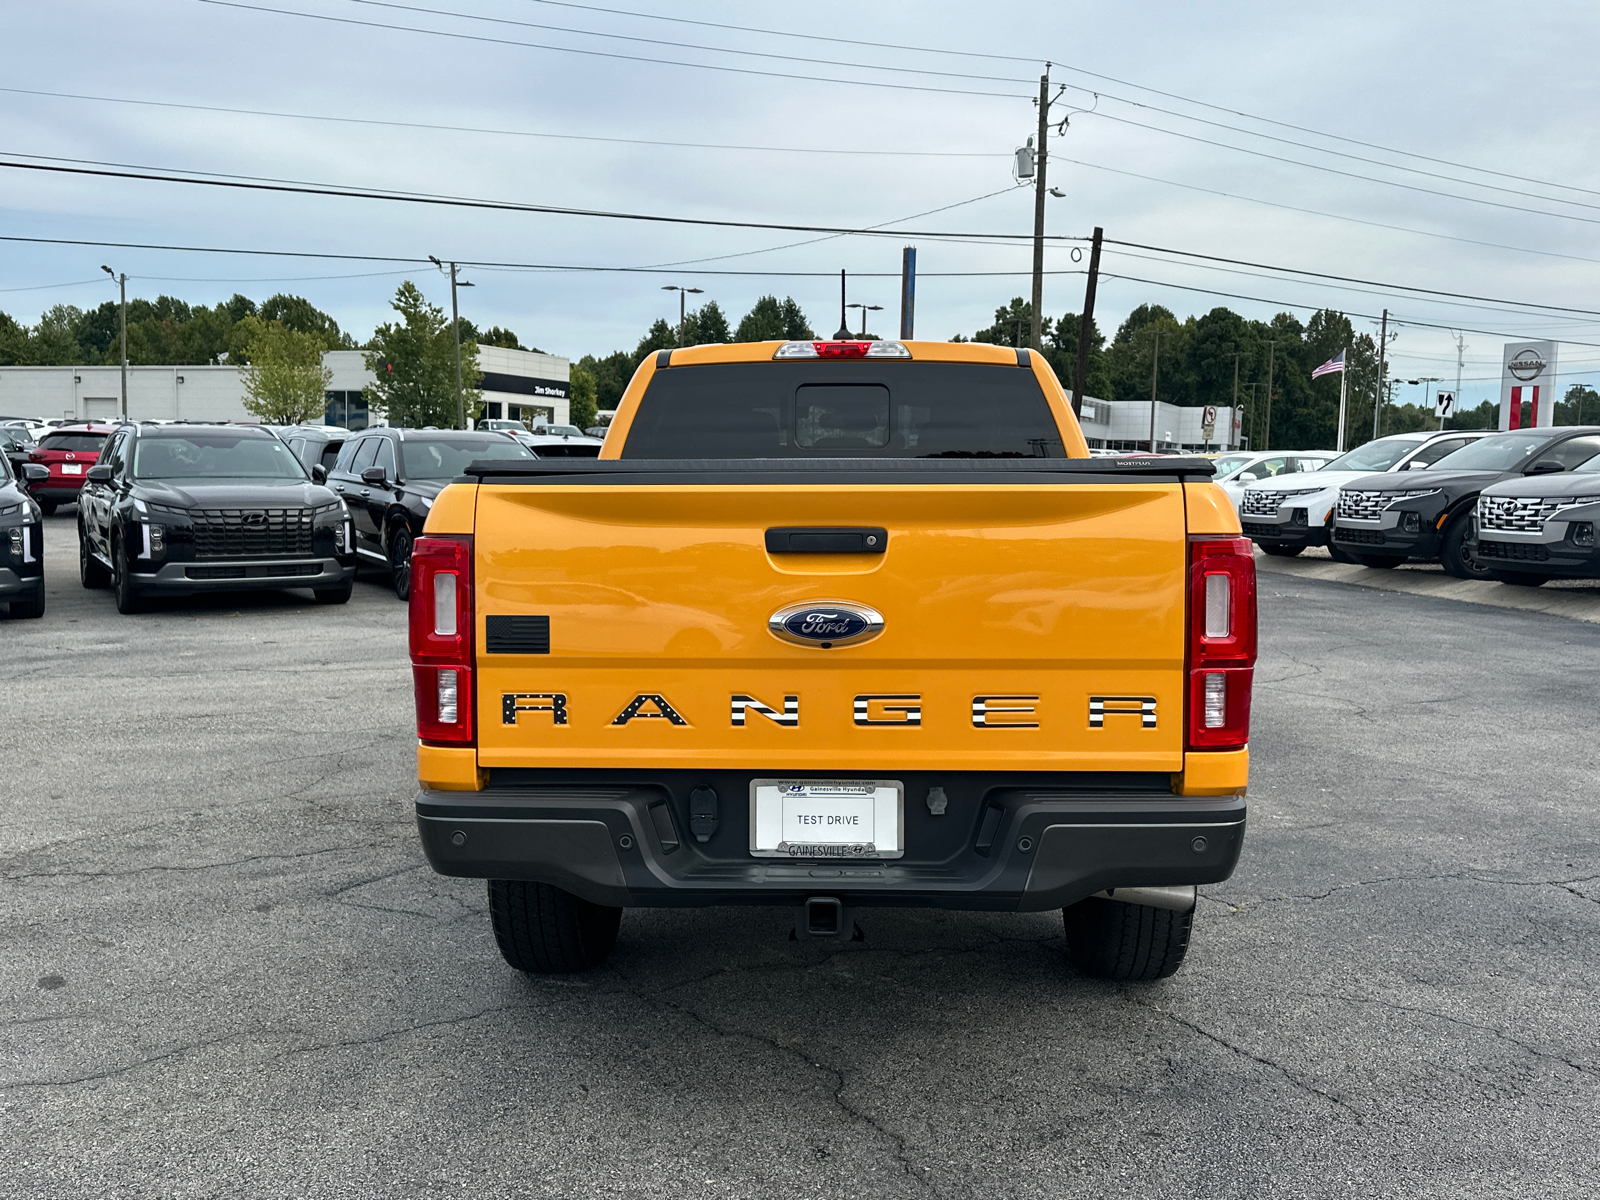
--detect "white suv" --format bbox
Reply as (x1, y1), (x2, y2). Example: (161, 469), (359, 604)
(1239, 430), (1494, 558)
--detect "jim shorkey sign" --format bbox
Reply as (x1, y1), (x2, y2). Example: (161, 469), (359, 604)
(1500, 340), (1559, 431)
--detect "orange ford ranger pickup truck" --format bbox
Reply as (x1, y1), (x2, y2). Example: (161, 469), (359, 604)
(409, 339), (1254, 980)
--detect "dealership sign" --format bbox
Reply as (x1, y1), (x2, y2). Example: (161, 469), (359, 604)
(1500, 340), (1558, 430)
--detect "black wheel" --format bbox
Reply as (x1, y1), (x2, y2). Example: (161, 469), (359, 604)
(1440, 513), (1493, 580)
(1488, 570), (1551, 587)
(487, 880), (621, 974)
(1353, 553), (1406, 569)
(79, 524), (110, 589)
(1325, 533), (1359, 564)
(39, 499), (57, 516)
(313, 580), (354, 605)
(1064, 895), (1193, 981)
(111, 533), (145, 614)
(9, 589), (45, 619)
(1261, 544), (1304, 558)
(388, 527), (414, 601)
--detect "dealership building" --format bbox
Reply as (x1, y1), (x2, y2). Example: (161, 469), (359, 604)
(0, 345), (571, 429)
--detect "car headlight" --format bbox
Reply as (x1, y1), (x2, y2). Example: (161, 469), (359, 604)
(1557, 495), (1600, 509)
(1277, 487), (1324, 498)
(1387, 489), (1442, 506)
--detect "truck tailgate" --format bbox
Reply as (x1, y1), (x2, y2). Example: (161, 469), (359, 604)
(469, 474), (1189, 772)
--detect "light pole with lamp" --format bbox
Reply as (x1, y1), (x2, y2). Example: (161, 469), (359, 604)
(1410, 377), (1440, 427)
(846, 303), (883, 338)
(429, 257), (474, 429)
(100, 265), (128, 419)
(661, 285), (703, 347)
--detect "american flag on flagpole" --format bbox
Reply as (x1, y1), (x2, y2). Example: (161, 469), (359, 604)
(1311, 351), (1346, 379)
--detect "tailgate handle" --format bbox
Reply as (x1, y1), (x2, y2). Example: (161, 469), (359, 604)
(765, 527), (887, 555)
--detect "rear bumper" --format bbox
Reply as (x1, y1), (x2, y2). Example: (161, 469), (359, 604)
(130, 556), (354, 593)
(415, 777), (1246, 912)
(31, 484), (84, 503)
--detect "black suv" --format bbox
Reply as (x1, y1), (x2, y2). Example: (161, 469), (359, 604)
(326, 428), (534, 598)
(0, 452), (47, 618)
(281, 426), (351, 477)
(1330, 427), (1600, 578)
(77, 423), (357, 614)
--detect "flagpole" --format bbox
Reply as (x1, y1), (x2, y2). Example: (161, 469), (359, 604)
(1335, 347), (1349, 452)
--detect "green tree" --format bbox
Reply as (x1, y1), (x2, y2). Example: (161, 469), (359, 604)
(577, 350), (636, 412)
(682, 300), (732, 346)
(29, 305), (85, 365)
(363, 281), (481, 428)
(735, 295), (815, 341)
(568, 364), (599, 431)
(636, 318), (678, 359)
(1557, 384), (1600, 426)
(972, 298), (1041, 348)
(0, 310), (28, 365)
(239, 319), (334, 425)
(1047, 310), (1112, 401)
(260, 294), (353, 348)
(475, 325), (527, 351)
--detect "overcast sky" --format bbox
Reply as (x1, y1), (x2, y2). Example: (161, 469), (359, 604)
(5, 0), (1600, 409)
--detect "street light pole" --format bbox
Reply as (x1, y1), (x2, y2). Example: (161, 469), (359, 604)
(662, 285), (703, 347)
(101, 266), (127, 418)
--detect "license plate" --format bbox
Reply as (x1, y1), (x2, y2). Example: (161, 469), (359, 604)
(749, 779), (904, 859)
(61, 463), (82, 475)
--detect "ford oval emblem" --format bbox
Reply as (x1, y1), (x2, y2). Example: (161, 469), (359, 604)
(769, 600), (884, 648)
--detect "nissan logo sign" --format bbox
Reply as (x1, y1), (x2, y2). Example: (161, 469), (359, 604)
(1507, 349), (1547, 382)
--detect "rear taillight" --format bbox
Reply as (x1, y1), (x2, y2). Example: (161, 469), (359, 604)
(409, 535), (474, 745)
(1186, 536), (1257, 751)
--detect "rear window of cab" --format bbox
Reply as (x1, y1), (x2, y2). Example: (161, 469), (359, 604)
(621, 361), (1064, 458)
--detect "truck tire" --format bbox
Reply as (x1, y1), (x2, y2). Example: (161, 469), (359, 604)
(388, 527), (413, 601)
(313, 580), (354, 605)
(488, 880), (621, 973)
(111, 533), (145, 614)
(1488, 569), (1551, 587)
(9, 590), (45, 619)
(39, 499), (57, 516)
(1063, 895), (1193, 981)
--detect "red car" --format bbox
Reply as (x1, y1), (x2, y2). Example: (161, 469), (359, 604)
(29, 423), (116, 514)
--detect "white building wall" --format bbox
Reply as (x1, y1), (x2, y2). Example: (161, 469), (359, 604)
(1070, 392), (1241, 451)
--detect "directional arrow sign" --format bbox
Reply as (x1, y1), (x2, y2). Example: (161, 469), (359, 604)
(1436, 391), (1456, 418)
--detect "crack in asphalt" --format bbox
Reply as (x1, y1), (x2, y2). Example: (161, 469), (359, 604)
(2, 843), (398, 882)
(604, 960), (940, 1196)
(1220, 872), (1600, 905)
(1139, 1001), (1366, 1122)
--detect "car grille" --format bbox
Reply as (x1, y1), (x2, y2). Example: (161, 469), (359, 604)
(1240, 490), (1282, 517)
(1337, 490), (1387, 521)
(1333, 527), (1389, 545)
(1476, 495), (1564, 533)
(190, 509), (315, 559)
(1242, 522), (1284, 538)
(1475, 539), (1550, 562)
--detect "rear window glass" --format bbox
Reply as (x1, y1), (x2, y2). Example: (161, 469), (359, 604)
(622, 362), (1064, 458)
(402, 436), (535, 479)
(40, 432), (109, 453)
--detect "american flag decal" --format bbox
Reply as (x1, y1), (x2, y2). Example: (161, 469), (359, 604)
(1089, 696), (1157, 729)
(730, 694), (799, 727)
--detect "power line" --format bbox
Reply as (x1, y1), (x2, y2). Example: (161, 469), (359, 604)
(1102, 238), (1600, 317)
(0, 85), (1006, 159)
(516, 0), (1600, 202)
(196, 1), (1030, 99)
(1055, 155), (1600, 268)
(0, 152), (1068, 244)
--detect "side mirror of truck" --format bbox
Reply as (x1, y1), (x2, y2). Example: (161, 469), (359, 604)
(85, 465), (114, 483)
(361, 466), (388, 487)
(1237, 471), (1259, 482)
(23, 463), (48, 483)
(311, 463), (328, 484)
(1525, 459), (1564, 475)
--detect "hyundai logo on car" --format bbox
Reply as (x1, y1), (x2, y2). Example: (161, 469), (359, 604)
(768, 600), (885, 647)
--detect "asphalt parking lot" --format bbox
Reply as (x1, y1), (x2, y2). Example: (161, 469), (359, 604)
(5, 510), (1599, 1200)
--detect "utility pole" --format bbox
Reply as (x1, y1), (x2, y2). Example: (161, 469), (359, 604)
(899, 247), (916, 340)
(1030, 69), (1050, 351)
(1147, 329), (1162, 452)
(1071, 226), (1103, 418)
(1230, 351), (1242, 451)
(1261, 340), (1278, 452)
(1372, 308), (1390, 440)
(1242, 383), (1259, 450)
(101, 266), (127, 418)
(430, 257), (475, 428)
(662, 284), (704, 347)
(1450, 331), (1466, 430)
